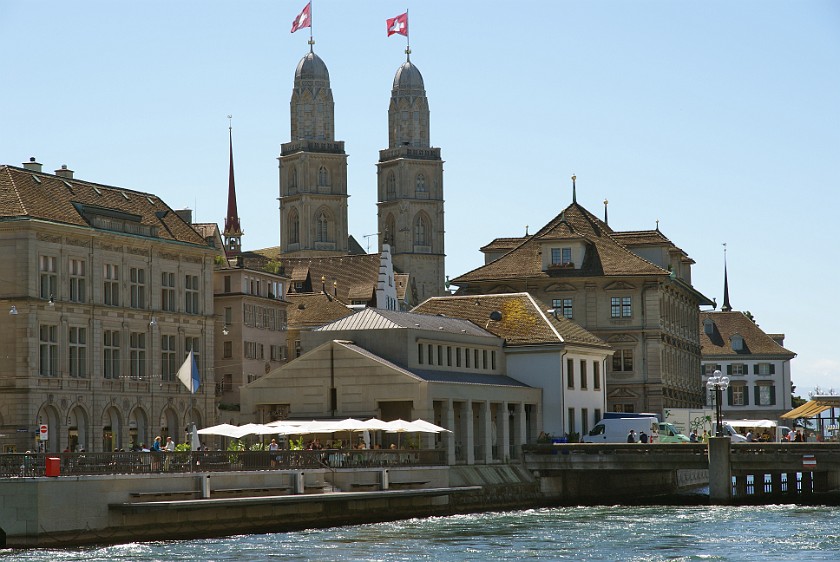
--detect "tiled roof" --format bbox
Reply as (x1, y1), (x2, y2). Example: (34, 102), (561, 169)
(453, 202), (668, 284)
(0, 165), (208, 246)
(394, 273), (410, 301)
(286, 293), (353, 328)
(699, 311), (796, 357)
(480, 236), (529, 253)
(317, 307), (493, 338)
(413, 292), (609, 348)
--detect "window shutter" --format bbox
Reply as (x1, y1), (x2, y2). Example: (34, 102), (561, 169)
(753, 364), (758, 375)
(770, 385), (776, 405)
(770, 364), (775, 375)
(727, 365), (732, 375)
(743, 385), (749, 406)
(754, 386), (760, 406)
(727, 386), (733, 406)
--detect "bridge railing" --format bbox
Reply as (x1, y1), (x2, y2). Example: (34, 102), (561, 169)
(0, 449), (447, 478)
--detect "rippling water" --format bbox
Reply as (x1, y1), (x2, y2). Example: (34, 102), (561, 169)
(3, 505), (839, 561)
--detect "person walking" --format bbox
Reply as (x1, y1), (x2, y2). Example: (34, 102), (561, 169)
(627, 429), (637, 443)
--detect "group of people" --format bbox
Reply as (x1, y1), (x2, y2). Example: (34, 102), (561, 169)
(626, 429), (651, 443)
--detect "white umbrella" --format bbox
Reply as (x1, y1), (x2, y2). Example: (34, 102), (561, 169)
(197, 423), (248, 438)
(408, 419), (452, 433)
(362, 418), (393, 431)
(190, 423), (201, 450)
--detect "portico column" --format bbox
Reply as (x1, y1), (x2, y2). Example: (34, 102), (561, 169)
(445, 399), (456, 465)
(465, 399), (474, 465)
(516, 402), (527, 449)
(482, 401), (493, 464)
(501, 401), (511, 463)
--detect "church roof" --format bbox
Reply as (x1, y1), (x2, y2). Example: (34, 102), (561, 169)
(295, 51), (330, 83)
(286, 292), (353, 328)
(0, 164), (208, 246)
(699, 311), (796, 358)
(413, 293), (609, 348)
(453, 202), (668, 284)
(392, 60), (425, 94)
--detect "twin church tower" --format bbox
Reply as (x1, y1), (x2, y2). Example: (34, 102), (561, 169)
(275, 45), (445, 303)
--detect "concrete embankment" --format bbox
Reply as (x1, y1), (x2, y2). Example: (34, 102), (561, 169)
(0, 465), (544, 548)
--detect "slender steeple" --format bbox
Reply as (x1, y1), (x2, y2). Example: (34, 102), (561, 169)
(223, 117), (243, 258)
(721, 243), (732, 312)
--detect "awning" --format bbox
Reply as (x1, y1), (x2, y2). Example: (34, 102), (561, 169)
(780, 396), (840, 419)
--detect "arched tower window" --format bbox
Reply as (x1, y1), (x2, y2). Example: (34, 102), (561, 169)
(316, 211), (329, 243)
(414, 214), (429, 247)
(386, 172), (396, 199)
(318, 166), (329, 187)
(415, 173), (426, 194)
(289, 209), (300, 244)
(289, 166), (298, 194)
(385, 214), (396, 253)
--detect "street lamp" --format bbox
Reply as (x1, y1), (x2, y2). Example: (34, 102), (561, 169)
(706, 369), (730, 437)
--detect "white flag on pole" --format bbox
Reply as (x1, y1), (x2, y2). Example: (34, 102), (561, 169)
(176, 350), (200, 394)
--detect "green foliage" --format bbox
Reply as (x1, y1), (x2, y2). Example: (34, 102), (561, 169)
(249, 442), (266, 451)
(264, 259), (282, 274)
(289, 437), (304, 451)
(174, 443), (191, 452)
(227, 439), (245, 452)
(565, 432), (580, 443)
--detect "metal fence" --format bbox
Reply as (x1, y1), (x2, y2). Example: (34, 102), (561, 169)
(1, 449), (448, 478)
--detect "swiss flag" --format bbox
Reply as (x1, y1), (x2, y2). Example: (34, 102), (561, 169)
(387, 12), (408, 37)
(291, 2), (312, 33)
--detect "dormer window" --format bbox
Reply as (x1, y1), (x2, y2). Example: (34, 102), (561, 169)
(730, 334), (744, 351)
(703, 318), (714, 336)
(550, 247), (572, 265)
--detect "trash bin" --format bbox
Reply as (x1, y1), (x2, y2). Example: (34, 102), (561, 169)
(45, 457), (60, 477)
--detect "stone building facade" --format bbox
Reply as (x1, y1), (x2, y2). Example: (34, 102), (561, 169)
(451, 190), (713, 416)
(0, 161), (216, 453)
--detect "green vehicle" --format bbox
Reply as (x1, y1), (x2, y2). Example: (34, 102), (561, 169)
(657, 422), (690, 443)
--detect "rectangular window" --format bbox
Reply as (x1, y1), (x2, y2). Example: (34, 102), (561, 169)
(161, 334), (176, 381)
(428, 344), (433, 365)
(437, 345), (443, 366)
(729, 364), (746, 376)
(69, 258), (86, 303)
(594, 408), (602, 424)
(103, 330), (120, 379)
(130, 267), (146, 309)
(491, 350), (496, 370)
(244, 304), (254, 326)
(612, 349), (633, 372)
(223, 341), (232, 359)
(446, 346), (452, 367)
(580, 360), (588, 389)
(223, 275), (231, 293)
(482, 350), (487, 369)
(294, 340), (302, 358)
(757, 363), (771, 375)
(69, 327), (87, 378)
(40, 256), (57, 300)
(704, 363), (721, 375)
(581, 408), (589, 436)
(593, 362), (601, 390)
(567, 358), (575, 389)
(104, 264), (120, 306)
(568, 408), (576, 435)
(39, 324), (58, 376)
(465, 347), (471, 368)
(185, 275), (199, 314)
(418, 343), (424, 365)
(551, 298), (573, 319)
(129, 332), (146, 379)
(758, 385), (773, 406)
(456, 348), (461, 367)
(731, 385), (745, 406)
(185, 337), (200, 372)
(270, 344), (284, 362)
(610, 296), (631, 318)
(473, 349), (479, 368)
(161, 272), (176, 312)
(562, 247), (572, 264)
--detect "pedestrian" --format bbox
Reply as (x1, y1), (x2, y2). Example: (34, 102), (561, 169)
(627, 429), (637, 443)
(746, 430), (754, 442)
(639, 431), (648, 444)
(702, 430), (709, 443)
(689, 430), (697, 443)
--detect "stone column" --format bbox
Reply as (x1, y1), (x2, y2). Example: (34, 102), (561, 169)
(445, 399), (456, 466)
(501, 401), (511, 463)
(708, 437), (732, 504)
(482, 401), (493, 465)
(516, 402), (527, 449)
(465, 400), (474, 465)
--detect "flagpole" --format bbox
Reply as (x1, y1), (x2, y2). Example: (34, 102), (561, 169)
(405, 8), (410, 60)
(310, 0), (314, 52)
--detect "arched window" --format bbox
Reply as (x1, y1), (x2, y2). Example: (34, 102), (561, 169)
(316, 211), (329, 242)
(414, 214), (428, 246)
(386, 172), (396, 199)
(415, 173), (426, 193)
(318, 166), (329, 187)
(289, 166), (298, 193)
(385, 215), (396, 252)
(289, 209), (300, 244)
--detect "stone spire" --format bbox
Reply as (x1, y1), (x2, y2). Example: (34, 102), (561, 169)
(722, 243), (732, 312)
(223, 119), (243, 257)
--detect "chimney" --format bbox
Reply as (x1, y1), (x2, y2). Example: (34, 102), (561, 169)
(175, 208), (193, 225)
(55, 165), (74, 179)
(23, 157), (42, 173)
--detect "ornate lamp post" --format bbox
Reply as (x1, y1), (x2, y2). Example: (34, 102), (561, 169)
(707, 370), (730, 437)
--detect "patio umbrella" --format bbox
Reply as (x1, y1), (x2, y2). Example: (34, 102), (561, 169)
(408, 419), (452, 433)
(197, 423), (249, 438)
(189, 423), (201, 450)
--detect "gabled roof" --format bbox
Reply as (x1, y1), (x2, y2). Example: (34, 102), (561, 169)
(700, 311), (796, 358)
(0, 164), (208, 246)
(316, 307), (493, 338)
(286, 292), (353, 328)
(453, 202), (668, 284)
(412, 292), (609, 348)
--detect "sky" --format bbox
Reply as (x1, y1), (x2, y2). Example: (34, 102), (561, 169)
(2, 1), (838, 397)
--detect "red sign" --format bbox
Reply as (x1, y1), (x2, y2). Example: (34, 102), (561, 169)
(39, 424), (48, 441)
(802, 454), (816, 469)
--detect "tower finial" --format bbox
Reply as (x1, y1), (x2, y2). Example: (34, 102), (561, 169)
(603, 198), (609, 225)
(722, 243), (732, 311)
(571, 174), (577, 204)
(405, 45), (411, 62)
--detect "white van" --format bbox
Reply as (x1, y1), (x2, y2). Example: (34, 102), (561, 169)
(657, 422), (690, 443)
(711, 422), (748, 442)
(583, 417), (658, 443)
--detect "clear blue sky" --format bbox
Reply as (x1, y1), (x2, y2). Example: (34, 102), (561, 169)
(2, 1), (838, 397)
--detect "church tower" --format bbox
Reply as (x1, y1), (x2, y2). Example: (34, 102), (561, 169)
(223, 123), (243, 258)
(279, 46), (349, 257)
(376, 50), (445, 303)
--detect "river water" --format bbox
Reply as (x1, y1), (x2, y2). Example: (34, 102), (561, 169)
(2, 504), (838, 561)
